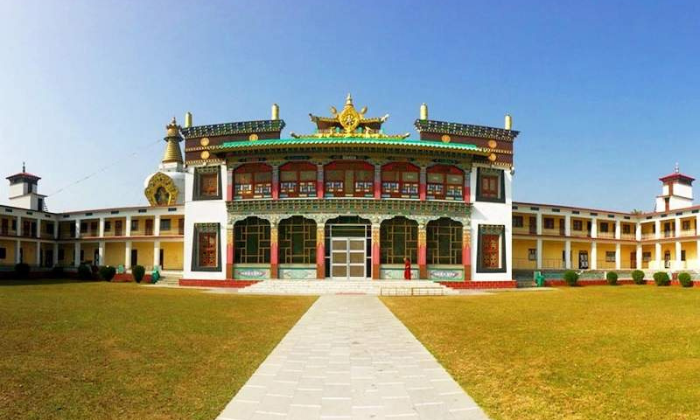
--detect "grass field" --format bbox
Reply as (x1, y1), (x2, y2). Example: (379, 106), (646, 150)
(383, 287), (700, 420)
(0, 280), (315, 420)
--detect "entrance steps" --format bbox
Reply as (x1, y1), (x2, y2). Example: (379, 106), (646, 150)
(237, 280), (457, 296)
(155, 271), (182, 286)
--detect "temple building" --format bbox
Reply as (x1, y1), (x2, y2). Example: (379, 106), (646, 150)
(2, 94), (699, 287)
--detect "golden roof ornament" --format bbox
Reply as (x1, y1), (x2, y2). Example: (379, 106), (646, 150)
(162, 116), (184, 164)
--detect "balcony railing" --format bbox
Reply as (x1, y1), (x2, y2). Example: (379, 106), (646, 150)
(678, 229), (697, 237)
(620, 233), (636, 240)
(570, 230), (591, 238)
(596, 231), (615, 239)
(541, 228), (564, 236)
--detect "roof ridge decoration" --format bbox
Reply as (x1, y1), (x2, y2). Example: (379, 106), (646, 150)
(291, 94), (409, 140)
(415, 119), (519, 141)
(181, 119), (286, 138)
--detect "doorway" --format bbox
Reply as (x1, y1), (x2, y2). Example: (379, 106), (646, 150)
(330, 237), (366, 280)
(578, 251), (589, 269)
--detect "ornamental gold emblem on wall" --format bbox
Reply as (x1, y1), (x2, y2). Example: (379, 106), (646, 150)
(145, 172), (179, 206)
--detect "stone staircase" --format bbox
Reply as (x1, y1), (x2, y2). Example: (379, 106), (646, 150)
(153, 271), (182, 286)
(237, 280), (457, 296)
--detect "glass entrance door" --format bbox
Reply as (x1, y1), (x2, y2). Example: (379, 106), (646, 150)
(331, 237), (366, 280)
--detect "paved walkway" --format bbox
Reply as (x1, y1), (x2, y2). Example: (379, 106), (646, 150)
(216, 295), (489, 420)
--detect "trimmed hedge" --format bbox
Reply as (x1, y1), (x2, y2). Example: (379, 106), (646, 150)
(99, 266), (116, 282)
(563, 270), (579, 287)
(653, 271), (671, 286)
(678, 272), (693, 288)
(631, 270), (645, 285)
(606, 271), (618, 286)
(77, 264), (93, 281)
(14, 263), (30, 279)
(132, 265), (146, 283)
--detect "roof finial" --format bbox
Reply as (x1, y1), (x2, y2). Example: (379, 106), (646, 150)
(345, 93), (353, 107)
(675, 162), (680, 174)
(22, 161), (25, 173)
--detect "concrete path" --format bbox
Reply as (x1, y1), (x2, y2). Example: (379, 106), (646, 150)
(216, 295), (489, 420)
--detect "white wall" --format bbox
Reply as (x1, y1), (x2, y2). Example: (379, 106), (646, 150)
(183, 164), (228, 280)
(470, 165), (513, 281)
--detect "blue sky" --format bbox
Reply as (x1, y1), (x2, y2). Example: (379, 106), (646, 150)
(1, 0), (698, 212)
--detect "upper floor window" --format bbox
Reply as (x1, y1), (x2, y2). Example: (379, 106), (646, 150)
(476, 168), (505, 202)
(160, 219), (171, 231)
(682, 220), (691, 231)
(427, 165), (463, 201)
(381, 162), (419, 199)
(234, 163), (272, 200)
(599, 223), (609, 233)
(324, 161), (374, 198)
(512, 215), (523, 228)
(194, 166), (221, 200)
(623, 224), (632, 234)
(544, 218), (554, 229)
(280, 162), (317, 198)
(573, 220), (583, 231)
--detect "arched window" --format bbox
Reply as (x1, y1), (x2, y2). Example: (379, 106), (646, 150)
(380, 217), (418, 264)
(381, 162), (419, 199)
(234, 163), (272, 200)
(279, 162), (317, 198)
(427, 218), (463, 265)
(324, 161), (374, 198)
(234, 217), (270, 264)
(427, 165), (464, 201)
(279, 217), (317, 264)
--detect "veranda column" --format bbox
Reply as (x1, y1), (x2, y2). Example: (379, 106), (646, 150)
(52, 245), (58, 268)
(153, 240), (161, 270)
(99, 217), (105, 238)
(564, 240), (572, 269)
(270, 220), (279, 279)
(615, 243), (621, 270)
(590, 242), (597, 270)
(635, 223), (641, 241)
(696, 239), (700, 269)
(536, 238), (543, 270)
(226, 224), (234, 279)
(15, 240), (21, 264)
(371, 222), (381, 280)
(564, 214), (571, 237)
(271, 164), (280, 200)
(536, 213), (543, 235)
(654, 220), (661, 240)
(125, 241), (132, 270)
(373, 164), (381, 199)
(462, 225), (472, 281)
(17, 216), (22, 237)
(35, 241), (41, 266)
(98, 240), (105, 266)
(654, 242), (662, 269)
(614, 220), (621, 239)
(316, 163), (325, 198)
(36, 219), (41, 239)
(419, 166), (427, 201)
(590, 218), (597, 238)
(74, 218), (81, 239)
(125, 215), (132, 237)
(418, 222), (427, 279)
(316, 221), (325, 279)
(636, 245), (642, 270)
(74, 242), (80, 266)
(675, 241), (682, 269)
(154, 215), (161, 237)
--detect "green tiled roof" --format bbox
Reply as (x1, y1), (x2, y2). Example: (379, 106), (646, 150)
(414, 119), (519, 140)
(181, 120), (286, 137)
(215, 137), (489, 154)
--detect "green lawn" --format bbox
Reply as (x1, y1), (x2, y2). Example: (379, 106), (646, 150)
(383, 287), (700, 420)
(0, 280), (315, 420)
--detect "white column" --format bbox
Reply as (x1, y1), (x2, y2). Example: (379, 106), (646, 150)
(154, 215), (161, 237)
(676, 241), (682, 269)
(125, 215), (132, 237)
(654, 220), (661, 240)
(52, 245), (58, 267)
(591, 218), (598, 238)
(54, 221), (59, 239)
(614, 220), (621, 239)
(564, 240), (572, 269)
(153, 240), (161, 270)
(675, 217), (681, 238)
(635, 223), (641, 241)
(36, 219), (41, 239)
(655, 242), (662, 269)
(536, 238), (543, 269)
(696, 215), (700, 236)
(591, 242), (597, 270)
(98, 241), (105, 266)
(564, 214), (571, 237)
(125, 241), (132, 269)
(35, 242), (41, 266)
(15, 240), (21, 264)
(696, 239), (700, 269)
(536, 213), (543, 235)
(75, 219), (81, 239)
(615, 243), (621, 270)
(636, 245), (642, 270)
(74, 242), (80, 266)
(17, 216), (22, 237)
(99, 218), (105, 238)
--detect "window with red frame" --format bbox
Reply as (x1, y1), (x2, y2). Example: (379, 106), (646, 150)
(280, 162), (317, 198)
(381, 162), (419, 199)
(478, 225), (505, 272)
(476, 168), (504, 202)
(324, 161), (374, 197)
(427, 165), (464, 200)
(234, 163), (272, 200)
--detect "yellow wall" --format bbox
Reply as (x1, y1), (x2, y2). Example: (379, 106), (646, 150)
(596, 243), (616, 269)
(0, 240), (16, 265)
(105, 242), (126, 267)
(513, 239), (536, 269)
(620, 245), (636, 269)
(542, 240), (564, 269)
(161, 242), (184, 270)
(132, 242), (154, 269)
(683, 241), (697, 263)
(81, 243), (99, 264)
(20, 241), (37, 265)
(570, 242), (591, 269)
(58, 244), (74, 266)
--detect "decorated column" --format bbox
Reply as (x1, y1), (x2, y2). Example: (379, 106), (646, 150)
(418, 222), (427, 279)
(316, 220), (325, 279)
(270, 220), (279, 279)
(271, 164), (280, 200)
(419, 166), (427, 201)
(372, 221), (381, 280)
(374, 163), (381, 199)
(226, 168), (233, 201)
(464, 170), (471, 203)
(226, 224), (234, 279)
(462, 225), (472, 281)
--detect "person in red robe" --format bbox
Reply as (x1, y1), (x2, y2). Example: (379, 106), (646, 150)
(404, 257), (412, 280)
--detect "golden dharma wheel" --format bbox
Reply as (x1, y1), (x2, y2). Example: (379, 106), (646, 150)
(249, 133), (259, 141)
(488, 153), (497, 162)
(200, 137), (210, 147)
(200, 150), (210, 160)
(441, 134), (451, 143)
(488, 140), (497, 149)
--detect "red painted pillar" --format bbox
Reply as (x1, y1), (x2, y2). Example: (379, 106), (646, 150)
(317, 163), (324, 198)
(227, 169), (233, 201)
(374, 164), (381, 199)
(418, 224), (427, 279)
(419, 166), (427, 201)
(271, 165), (279, 200)
(463, 228), (472, 281)
(464, 171), (471, 203)
(270, 222), (279, 279)
(372, 223), (380, 280)
(226, 226), (234, 279)
(316, 224), (325, 279)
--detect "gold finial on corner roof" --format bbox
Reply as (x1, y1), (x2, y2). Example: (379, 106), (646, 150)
(345, 93), (353, 106)
(675, 162), (680, 174)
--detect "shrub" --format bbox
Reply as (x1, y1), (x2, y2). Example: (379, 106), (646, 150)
(606, 271), (618, 286)
(99, 266), (116, 282)
(653, 271), (671, 286)
(14, 263), (30, 279)
(77, 264), (93, 281)
(50, 266), (64, 279)
(631, 270), (645, 285)
(678, 272), (693, 288)
(132, 265), (146, 283)
(563, 270), (579, 287)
